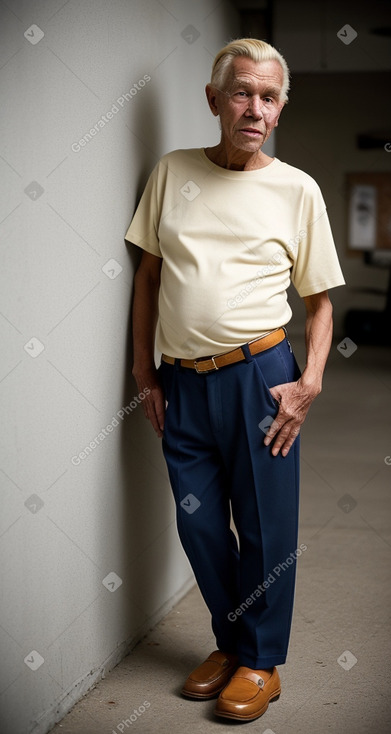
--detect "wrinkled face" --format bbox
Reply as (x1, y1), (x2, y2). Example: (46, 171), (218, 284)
(208, 57), (286, 153)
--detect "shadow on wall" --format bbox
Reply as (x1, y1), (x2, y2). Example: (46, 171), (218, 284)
(119, 293), (172, 642)
(128, 84), (164, 201)
(118, 249), (197, 675)
(112, 84), (191, 665)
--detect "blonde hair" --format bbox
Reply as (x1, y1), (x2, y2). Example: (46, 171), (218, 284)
(211, 38), (290, 102)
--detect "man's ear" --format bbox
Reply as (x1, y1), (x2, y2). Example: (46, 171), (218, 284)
(205, 84), (220, 117)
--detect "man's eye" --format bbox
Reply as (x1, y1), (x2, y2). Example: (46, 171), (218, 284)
(264, 97), (274, 103)
(235, 91), (248, 98)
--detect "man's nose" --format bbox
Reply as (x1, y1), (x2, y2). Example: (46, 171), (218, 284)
(245, 97), (264, 119)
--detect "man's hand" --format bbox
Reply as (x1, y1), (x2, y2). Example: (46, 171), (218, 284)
(264, 378), (320, 457)
(264, 290), (334, 457)
(132, 366), (165, 438)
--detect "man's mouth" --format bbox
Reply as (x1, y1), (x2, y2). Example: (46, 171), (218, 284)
(239, 128), (263, 137)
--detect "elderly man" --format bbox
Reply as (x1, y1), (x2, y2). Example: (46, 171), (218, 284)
(125, 38), (344, 722)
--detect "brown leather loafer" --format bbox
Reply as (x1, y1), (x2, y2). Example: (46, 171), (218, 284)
(181, 650), (239, 699)
(214, 665), (281, 720)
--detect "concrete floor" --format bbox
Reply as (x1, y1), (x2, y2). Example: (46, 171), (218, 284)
(49, 342), (391, 734)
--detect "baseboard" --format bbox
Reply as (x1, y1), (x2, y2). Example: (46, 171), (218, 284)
(31, 575), (195, 734)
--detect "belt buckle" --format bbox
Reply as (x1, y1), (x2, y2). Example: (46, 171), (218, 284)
(194, 355), (219, 374)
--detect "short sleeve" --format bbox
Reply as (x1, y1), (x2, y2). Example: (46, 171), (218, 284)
(290, 183), (345, 297)
(124, 163), (162, 258)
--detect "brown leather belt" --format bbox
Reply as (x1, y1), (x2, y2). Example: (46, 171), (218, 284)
(161, 327), (286, 374)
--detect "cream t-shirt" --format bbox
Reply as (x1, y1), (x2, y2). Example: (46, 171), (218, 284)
(125, 148), (345, 359)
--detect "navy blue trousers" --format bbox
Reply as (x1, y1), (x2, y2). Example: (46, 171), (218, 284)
(159, 336), (301, 669)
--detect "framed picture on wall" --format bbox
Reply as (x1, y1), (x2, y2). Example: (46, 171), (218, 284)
(346, 172), (391, 251)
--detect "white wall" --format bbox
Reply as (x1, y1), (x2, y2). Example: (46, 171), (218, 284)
(0, 2), (238, 732)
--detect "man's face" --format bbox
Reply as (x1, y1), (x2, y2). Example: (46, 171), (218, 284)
(207, 57), (285, 154)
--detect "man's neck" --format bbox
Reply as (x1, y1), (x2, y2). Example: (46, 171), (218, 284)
(204, 143), (274, 171)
